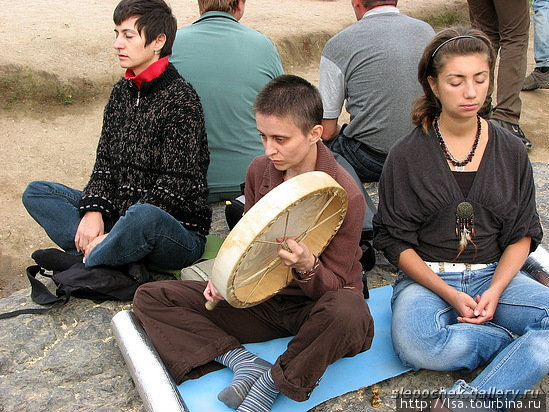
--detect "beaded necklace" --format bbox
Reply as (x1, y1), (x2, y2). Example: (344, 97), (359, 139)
(434, 115), (481, 172)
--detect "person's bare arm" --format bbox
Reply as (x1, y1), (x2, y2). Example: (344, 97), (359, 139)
(321, 118), (340, 141)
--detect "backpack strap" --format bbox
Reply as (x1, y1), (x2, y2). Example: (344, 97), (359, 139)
(0, 265), (69, 319)
(27, 265), (69, 305)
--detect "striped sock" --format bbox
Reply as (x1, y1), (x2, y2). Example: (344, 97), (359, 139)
(215, 348), (272, 409)
(236, 369), (279, 412)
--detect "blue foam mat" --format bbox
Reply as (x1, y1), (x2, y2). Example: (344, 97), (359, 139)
(177, 285), (411, 411)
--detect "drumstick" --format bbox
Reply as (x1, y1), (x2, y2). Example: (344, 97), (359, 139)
(205, 298), (219, 311)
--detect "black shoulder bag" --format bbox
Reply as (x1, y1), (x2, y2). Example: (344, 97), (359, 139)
(0, 249), (150, 319)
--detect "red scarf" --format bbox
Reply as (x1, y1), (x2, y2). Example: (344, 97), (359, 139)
(124, 56), (170, 89)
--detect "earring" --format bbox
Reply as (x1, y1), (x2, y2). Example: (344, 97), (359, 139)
(154, 50), (160, 55)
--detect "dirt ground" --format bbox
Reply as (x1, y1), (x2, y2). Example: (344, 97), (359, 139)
(0, 0), (548, 298)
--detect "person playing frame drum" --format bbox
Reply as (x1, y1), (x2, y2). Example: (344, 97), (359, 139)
(373, 26), (548, 412)
(133, 75), (374, 412)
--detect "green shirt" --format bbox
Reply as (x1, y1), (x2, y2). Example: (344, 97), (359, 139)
(171, 12), (284, 201)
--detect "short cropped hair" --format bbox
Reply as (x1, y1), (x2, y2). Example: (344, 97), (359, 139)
(198, 0), (240, 15)
(113, 0), (177, 58)
(253, 75), (323, 135)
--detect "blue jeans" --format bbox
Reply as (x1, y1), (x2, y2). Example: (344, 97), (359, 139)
(22, 181), (206, 269)
(325, 132), (384, 183)
(391, 265), (549, 412)
(533, 0), (549, 67)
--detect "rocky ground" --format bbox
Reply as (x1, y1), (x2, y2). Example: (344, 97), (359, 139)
(1, 0), (548, 410)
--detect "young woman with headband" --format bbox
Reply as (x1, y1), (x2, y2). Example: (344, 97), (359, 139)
(374, 26), (547, 411)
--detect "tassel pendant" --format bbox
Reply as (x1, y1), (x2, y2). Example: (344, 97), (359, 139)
(455, 201), (476, 259)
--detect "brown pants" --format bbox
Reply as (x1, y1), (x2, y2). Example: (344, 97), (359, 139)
(133, 280), (374, 402)
(467, 0), (530, 123)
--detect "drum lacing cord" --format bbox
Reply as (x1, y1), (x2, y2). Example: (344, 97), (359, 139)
(239, 192), (344, 304)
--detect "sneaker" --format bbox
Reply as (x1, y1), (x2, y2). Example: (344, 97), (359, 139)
(490, 118), (534, 150)
(522, 68), (549, 91)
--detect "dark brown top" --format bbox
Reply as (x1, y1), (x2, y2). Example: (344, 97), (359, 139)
(373, 124), (543, 266)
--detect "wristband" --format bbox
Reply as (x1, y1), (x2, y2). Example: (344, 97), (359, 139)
(294, 255), (319, 281)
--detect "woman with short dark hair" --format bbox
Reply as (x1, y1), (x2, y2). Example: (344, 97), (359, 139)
(23, 0), (211, 274)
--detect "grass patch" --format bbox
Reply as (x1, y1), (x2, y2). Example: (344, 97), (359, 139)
(416, 8), (470, 31)
(275, 31), (333, 71)
(274, 5), (471, 70)
(0, 64), (108, 111)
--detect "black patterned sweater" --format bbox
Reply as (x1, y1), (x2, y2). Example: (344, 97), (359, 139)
(78, 64), (212, 235)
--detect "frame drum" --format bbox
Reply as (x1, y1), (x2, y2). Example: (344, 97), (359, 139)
(210, 171), (348, 308)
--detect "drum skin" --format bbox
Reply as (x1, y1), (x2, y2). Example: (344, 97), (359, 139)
(210, 171), (348, 308)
